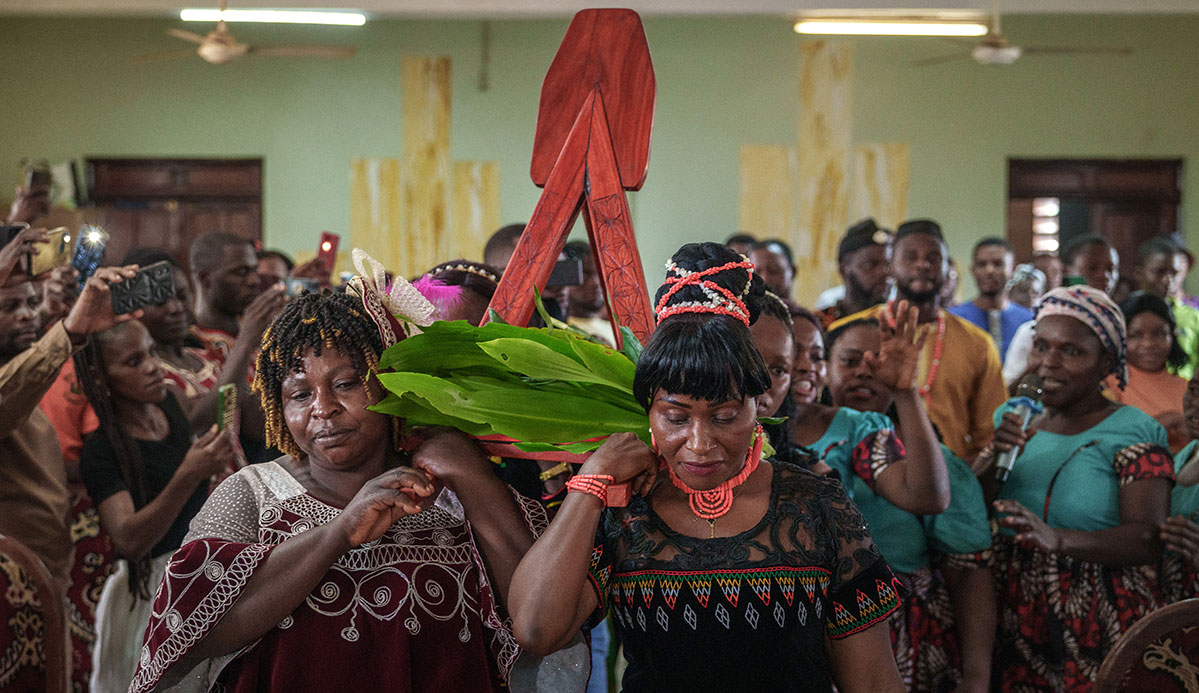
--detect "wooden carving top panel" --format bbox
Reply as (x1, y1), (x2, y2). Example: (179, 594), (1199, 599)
(530, 8), (655, 192)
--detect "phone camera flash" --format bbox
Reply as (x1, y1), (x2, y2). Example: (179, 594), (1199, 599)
(321, 241), (333, 252)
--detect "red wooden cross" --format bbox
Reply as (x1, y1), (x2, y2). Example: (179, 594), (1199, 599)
(485, 8), (656, 348)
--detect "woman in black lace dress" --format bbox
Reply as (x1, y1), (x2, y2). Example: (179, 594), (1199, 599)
(510, 243), (903, 692)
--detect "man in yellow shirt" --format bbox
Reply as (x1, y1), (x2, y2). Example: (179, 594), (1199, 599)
(842, 219), (1007, 461)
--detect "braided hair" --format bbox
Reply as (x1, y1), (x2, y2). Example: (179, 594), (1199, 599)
(634, 243), (770, 411)
(74, 322), (154, 598)
(253, 290), (388, 458)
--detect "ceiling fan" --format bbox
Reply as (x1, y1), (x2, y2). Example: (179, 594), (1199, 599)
(915, 0), (1132, 67)
(134, 0), (357, 65)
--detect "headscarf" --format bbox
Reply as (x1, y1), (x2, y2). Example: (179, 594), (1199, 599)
(1035, 285), (1128, 388)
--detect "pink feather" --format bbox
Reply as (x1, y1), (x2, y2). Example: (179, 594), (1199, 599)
(411, 275), (465, 317)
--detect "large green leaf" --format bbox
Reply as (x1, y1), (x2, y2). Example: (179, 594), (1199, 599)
(514, 440), (605, 454)
(461, 388), (647, 441)
(370, 393), (494, 436)
(380, 319), (586, 371)
(477, 338), (613, 386)
(568, 337), (635, 393)
(618, 326), (644, 365)
(375, 371), (647, 443)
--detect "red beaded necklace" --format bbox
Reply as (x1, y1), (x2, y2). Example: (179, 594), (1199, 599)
(665, 425), (764, 535)
(883, 301), (946, 404)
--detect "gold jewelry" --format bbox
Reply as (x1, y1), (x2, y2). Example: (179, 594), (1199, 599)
(539, 461), (571, 482)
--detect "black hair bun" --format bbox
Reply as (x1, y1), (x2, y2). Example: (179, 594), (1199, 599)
(654, 242), (759, 323)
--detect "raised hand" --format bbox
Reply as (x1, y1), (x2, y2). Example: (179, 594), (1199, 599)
(867, 299), (930, 392)
(180, 425), (237, 482)
(6, 185), (51, 225)
(240, 284), (289, 342)
(334, 466), (438, 547)
(0, 226), (48, 286)
(994, 499), (1062, 553)
(410, 427), (491, 491)
(292, 256), (332, 287)
(578, 432), (659, 497)
(62, 265), (141, 338)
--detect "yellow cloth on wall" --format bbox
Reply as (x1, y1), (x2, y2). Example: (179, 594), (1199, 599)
(843, 305), (1008, 461)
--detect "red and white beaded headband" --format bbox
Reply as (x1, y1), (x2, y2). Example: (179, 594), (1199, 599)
(654, 259), (755, 327)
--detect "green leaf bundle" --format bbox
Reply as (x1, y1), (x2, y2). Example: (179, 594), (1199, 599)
(372, 319), (648, 455)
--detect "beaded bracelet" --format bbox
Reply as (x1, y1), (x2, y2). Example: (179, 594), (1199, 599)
(565, 474), (614, 504)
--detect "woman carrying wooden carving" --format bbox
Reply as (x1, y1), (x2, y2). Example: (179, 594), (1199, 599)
(509, 242), (905, 692)
(129, 277), (546, 692)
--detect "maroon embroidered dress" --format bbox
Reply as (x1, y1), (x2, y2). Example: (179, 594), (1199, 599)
(992, 405), (1176, 691)
(130, 461), (546, 692)
(588, 461), (901, 692)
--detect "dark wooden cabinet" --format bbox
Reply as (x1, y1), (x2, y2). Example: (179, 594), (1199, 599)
(85, 158), (262, 269)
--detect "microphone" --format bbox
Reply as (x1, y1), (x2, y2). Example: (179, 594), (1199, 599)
(994, 374), (1043, 483)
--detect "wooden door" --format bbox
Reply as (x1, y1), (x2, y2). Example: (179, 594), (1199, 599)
(85, 158), (262, 270)
(1006, 159), (1181, 266)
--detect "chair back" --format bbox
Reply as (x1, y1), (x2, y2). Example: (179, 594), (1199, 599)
(0, 533), (68, 693)
(1095, 599), (1199, 693)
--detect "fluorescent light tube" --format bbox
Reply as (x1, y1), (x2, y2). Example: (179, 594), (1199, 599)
(794, 21), (988, 37)
(180, 9), (367, 26)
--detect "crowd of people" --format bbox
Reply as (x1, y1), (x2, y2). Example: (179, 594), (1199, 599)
(2, 179), (1198, 693)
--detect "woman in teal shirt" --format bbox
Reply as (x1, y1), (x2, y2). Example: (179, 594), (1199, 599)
(983, 285), (1174, 691)
(824, 316), (995, 693)
(788, 301), (950, 516)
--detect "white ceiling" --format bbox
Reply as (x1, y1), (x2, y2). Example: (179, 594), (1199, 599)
(5, 0), (1199, 17)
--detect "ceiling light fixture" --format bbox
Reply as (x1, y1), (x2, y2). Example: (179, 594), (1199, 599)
(179, 9), (367, 26)
(794, 20), (988, 37)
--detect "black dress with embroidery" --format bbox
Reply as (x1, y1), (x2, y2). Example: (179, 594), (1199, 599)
(587, 461), (901, 692)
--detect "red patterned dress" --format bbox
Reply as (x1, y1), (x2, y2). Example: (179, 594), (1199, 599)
(992, 405), (1176, 691)
(129, 461), (547, 692)
(587, 461), (900, 691)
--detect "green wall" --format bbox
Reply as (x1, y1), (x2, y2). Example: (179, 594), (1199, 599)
(1, 13), (1196, 291)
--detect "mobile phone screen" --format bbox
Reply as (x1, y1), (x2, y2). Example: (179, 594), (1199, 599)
(317, 232), (340, 270)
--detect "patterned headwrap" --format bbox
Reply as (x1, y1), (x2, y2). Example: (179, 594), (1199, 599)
(655, 258), (755, 326)
(1035, 285), (1128, 389)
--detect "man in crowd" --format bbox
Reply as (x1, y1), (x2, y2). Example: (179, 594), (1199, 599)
(1136, 236), (1199, 378)
(817, 218), (893, 328)
(0, 227), (137, 586)
(845, 219), (1007, 461)
(949, 237), (1034, 364)
(483, 223), (526, 276)
(750, 239), (796, 299)
(189, 231), (286, 462)
(256, 248), (294, 288)
(190, 232), (263, 353)
(725, 232), (756, 258)
(563, 239), (615, 345)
